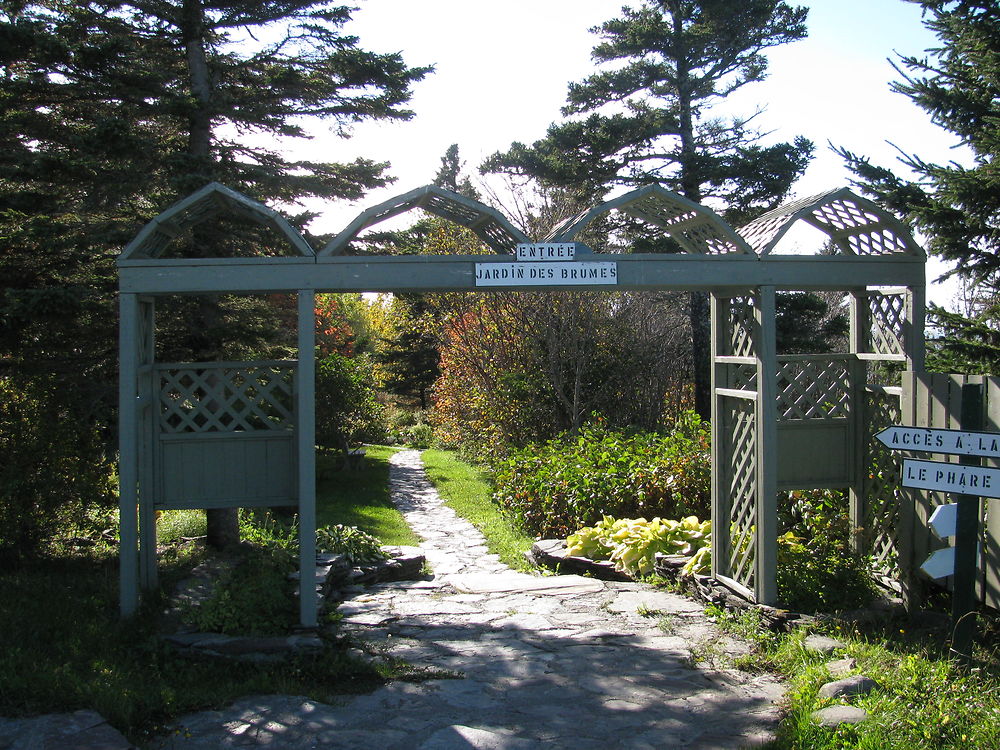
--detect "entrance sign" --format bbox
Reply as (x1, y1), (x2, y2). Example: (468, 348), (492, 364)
(876, 425), (1000, 458)
(901, 458), (1000, 499)
(516, 243), (578, 261)
(474, 261), (618, 287)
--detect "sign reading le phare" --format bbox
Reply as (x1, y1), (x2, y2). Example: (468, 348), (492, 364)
(474, 243), (619, 287)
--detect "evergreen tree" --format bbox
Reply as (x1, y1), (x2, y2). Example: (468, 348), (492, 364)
(0, 0), (428, 553)
(838, 0), (1000, 373)
(484, 0), (813, 419)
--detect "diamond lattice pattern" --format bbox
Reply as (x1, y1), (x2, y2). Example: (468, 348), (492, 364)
(776, 359), (851, 420)
(159, 364), (295, 433)
(726, 400), (757, 591)
(870, 293), (906, 357)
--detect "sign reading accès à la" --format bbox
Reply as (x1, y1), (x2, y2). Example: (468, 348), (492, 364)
(876, 425), (1000, 459)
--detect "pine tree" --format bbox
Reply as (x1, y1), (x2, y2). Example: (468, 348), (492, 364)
(0, 0), (428, 552)
(838, 0), (1000, 373)
(484, 0), (813, 419)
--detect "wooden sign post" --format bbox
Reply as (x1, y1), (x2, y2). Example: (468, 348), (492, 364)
(877, 383), (985, 660)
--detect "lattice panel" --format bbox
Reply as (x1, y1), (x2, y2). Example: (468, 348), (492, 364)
(864, 387), (903, 573)
(727, 296), (757, 357)
(729, 364), (758, 392)
(627, 197), (744, 254)
(726, 400), (757, 592)
(809, 197), (881, 233)
(870, 293), (906, 356)
(776, 359), (851, 420)
(845, 228), (911, 256)
(159, 363), (295, 434)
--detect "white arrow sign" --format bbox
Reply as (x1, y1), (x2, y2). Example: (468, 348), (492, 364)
(920, 547), (956, 580)
(877, 425), (1000, 458)
(901, 458), (1000, 499)
(928, 503), (958, 539)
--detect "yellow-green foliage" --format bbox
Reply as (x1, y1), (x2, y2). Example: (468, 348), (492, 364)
(567, 515), (711, 577)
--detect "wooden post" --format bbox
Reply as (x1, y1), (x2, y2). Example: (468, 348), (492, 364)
(848, 290), (869, 553)
(755, 286), (778, 605)
(952, 382), (983, 660)
(138, 298), (158, 590)
(898, 370), (919, 612)
(119, 293), (140, 617)
(710, 293), (729, 582)
(297, 290), (317, 628)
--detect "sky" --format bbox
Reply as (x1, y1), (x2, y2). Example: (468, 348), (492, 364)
(288, 1), (966, 306)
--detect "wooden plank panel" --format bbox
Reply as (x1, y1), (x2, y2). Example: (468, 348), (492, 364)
(776, 421), (852, 488)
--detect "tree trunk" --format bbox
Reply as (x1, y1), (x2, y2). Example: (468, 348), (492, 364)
(206, 507), (240, 549)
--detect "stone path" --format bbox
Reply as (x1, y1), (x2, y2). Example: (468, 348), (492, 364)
(151, 449), (786, 749)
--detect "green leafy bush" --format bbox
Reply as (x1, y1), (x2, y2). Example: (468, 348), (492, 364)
(493, 413), (710, 537)
(567, 515), (711, 577)
(315, 352), (387, 450)
(776, 488), (878, 612)
(185, 545), (297, 635)
(315, 524), (387, 564)
(0, 377), (116, 562)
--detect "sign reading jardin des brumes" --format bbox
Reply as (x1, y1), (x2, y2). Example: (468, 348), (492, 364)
(474, 243), (618, 287)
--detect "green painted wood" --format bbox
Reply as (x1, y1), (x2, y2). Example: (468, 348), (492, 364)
(157, 434), (295, 509)
(776, 420), (852, 488)
(118, 293), (140, 617)
(122, 182), (314, 260)
(138, 298), (158, 591)
(118, 254), (926, 295)
(710, 293), (729, 583)
(755, 286), (779, 605)
(297, 291), (317, 629)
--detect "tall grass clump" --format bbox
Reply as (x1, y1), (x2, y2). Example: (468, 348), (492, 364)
(492, 412), (710, 538)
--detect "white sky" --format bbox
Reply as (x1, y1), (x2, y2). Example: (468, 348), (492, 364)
(288, 0), (968, 307)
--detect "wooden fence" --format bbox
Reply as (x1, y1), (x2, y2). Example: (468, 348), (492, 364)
(900, 372), (1000, 610)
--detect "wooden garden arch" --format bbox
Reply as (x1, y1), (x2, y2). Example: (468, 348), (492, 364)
(118, 182), (925, 627)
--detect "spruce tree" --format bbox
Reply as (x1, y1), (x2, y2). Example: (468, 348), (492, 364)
(484, 0), (813, 420)
(0, 0), (428, 551)
(839, 0), (1000, 373)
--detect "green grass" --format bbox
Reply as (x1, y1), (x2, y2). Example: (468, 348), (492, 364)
(0, 548), (393, 745)
(316, 444), (419, 546)
(702, 607), (1000, 749)
(420, 448), (534, 570)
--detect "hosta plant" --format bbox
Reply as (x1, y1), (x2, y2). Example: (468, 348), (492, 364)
(566, 515), (711, 577)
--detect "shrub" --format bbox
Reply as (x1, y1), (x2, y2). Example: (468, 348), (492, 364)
(776, 488), (878, 612)
(492, 413), (710, 537)
(0, 377), (116, 562)
(315, 352), (386, 450)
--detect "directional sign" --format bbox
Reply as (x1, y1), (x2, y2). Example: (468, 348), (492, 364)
(928, 503), (959, 539)
(920, 547), (956, 580)
(876, 425), (1000, 459)
(901, 458), (1000, 499)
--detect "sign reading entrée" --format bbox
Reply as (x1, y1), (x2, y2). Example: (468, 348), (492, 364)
(475, 261), (618, 287)
(901, 458), (1000, 500)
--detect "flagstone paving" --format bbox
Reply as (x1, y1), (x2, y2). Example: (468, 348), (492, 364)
(151, 449), (786, 749)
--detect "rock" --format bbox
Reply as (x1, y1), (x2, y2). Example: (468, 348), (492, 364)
(826, 657), (857, 678)
(528, 539), (631, 581)
(803, 634), (846, 655)
(0, 710), (134, 749)
(811, 705), (868, 728)
(418, 725), (537, 749)
(818, 674), (880, 700)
